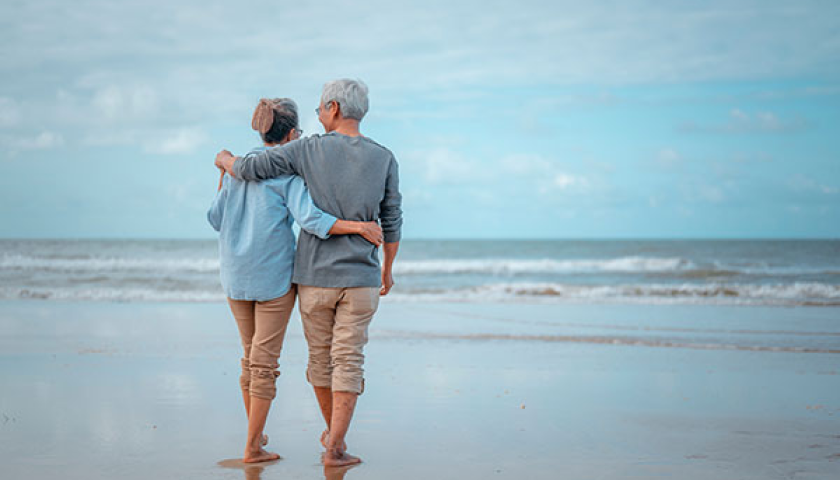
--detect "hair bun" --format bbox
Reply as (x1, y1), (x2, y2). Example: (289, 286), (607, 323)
(251, 98), (275, 134)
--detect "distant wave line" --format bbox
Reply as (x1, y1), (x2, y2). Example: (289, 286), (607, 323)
(3, 254), (840, 277)
(3, 282), (840, 306)
(0, 254), (220, 273)
(395, 281), (840, 300)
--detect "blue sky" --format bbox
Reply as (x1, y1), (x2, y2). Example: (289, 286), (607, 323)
(0, 0), (838, 239)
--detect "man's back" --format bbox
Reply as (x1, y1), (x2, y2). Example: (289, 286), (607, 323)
(233, 131), (403, 287)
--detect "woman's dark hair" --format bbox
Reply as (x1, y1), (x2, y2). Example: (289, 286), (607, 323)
(251, 98), (299, 144)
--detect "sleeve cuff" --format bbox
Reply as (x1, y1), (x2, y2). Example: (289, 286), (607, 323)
(315, 214), (337, 240)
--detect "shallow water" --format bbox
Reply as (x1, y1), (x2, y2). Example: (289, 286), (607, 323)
(1, 301), (839, 479)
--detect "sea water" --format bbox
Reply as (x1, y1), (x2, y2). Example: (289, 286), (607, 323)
(1, 239), (838, 306)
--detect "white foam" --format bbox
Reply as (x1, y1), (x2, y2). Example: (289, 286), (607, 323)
(386, 281), (840, 306)
(0, 254), (219, 273)
(1, 287), (225, 302)
(393, 257), (694, 275)
(4, 253), (838, 277)
(5, 281), (836, 306)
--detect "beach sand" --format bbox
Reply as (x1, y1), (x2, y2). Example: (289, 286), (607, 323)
(1, 300), (839, 479)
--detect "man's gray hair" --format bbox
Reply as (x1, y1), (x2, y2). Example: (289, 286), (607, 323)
(321, 79), (369, 121)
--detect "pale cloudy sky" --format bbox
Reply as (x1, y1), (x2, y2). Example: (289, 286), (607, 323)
(1, 0), (838, 238)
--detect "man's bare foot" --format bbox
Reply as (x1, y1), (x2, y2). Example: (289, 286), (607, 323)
(322, 447), (361, 467)
(243, 448), (281, 464)
(320, 429), (347, 451)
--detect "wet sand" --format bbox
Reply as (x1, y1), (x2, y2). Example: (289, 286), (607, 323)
(1, 300), (839, 479)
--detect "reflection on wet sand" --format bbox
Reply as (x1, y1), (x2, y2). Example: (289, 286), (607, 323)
(217, 458), (280, 480)
(3, 301), (839, 480)
(217, 458), (358, 480)
(324, 463), (359, 480)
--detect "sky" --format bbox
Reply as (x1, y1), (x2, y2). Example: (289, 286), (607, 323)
(0, 0), (838, 239)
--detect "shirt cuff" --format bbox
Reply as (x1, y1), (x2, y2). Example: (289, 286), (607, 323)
(315, 214), (337, 240)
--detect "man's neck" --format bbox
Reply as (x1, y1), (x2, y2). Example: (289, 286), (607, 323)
(331, 119), (362, 137)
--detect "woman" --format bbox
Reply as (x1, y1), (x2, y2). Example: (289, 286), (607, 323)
(207, 98), (382, 463)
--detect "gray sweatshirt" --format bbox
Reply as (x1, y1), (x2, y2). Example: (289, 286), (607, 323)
(233, 132), (403, 288)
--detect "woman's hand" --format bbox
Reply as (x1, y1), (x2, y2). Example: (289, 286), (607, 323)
(215, 150), (236, 176)
(356, 221), (383, 246)
(327, 220), (383, 245)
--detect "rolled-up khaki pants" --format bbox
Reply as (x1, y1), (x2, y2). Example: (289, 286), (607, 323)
(298, 286), (380, 395)
(227, 287), (296, 400)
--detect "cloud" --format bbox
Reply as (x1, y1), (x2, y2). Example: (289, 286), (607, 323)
(657, 148), (682, 167)
(0, 131), (65, 152)
(500, 154), (553, 176)
(788, 174), (838, 195)
(145, 128), (207, 155)
(403, 147), (489, 185)
(553, 173), (589, 190)
(402, 148), (597, 208)
(92, 85), (159, 120)
(674, 182), (729, 205)
(546, 92), (622, 108)
(679, 108), (809, 134)
(2, 1), (839, 100)
(696, 184), (725, 203)
(0, 97), (20, 127)
(499, 153), (591, 195)
(0, 0), (835, 157)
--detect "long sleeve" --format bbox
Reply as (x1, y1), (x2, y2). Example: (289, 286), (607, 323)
(206, 176), (229, 232)
(233, 141), (304, 181)
(284, 177), (337, 240)
(380, 158), (403, 243)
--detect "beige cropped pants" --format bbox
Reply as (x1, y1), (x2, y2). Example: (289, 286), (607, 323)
(298, 285), (380, 395)
(227, 287), (296, 400)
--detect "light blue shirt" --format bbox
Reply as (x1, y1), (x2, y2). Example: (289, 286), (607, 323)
(207, 146), (337, 301)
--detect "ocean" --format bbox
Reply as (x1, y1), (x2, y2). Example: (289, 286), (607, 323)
(2, 239), (839, 306)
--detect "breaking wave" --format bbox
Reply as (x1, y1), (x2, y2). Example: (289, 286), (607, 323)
(0, 254), (219, 273)
(387, 282), (840, 306)
(3, 282), (838, 306)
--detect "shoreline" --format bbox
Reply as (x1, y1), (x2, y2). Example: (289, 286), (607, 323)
(1, 300), (838, 479)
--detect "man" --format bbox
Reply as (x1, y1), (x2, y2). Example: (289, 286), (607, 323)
(215, 79), (402, 467)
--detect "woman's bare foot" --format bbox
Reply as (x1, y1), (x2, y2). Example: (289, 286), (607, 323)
(320, 429), (347, 451)
(243, 448), (280, 464)
(322, 447), (361, 467)
(261, 434), (268, 446)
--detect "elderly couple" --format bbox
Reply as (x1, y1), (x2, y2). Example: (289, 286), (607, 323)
(208, 79), (402, 466)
